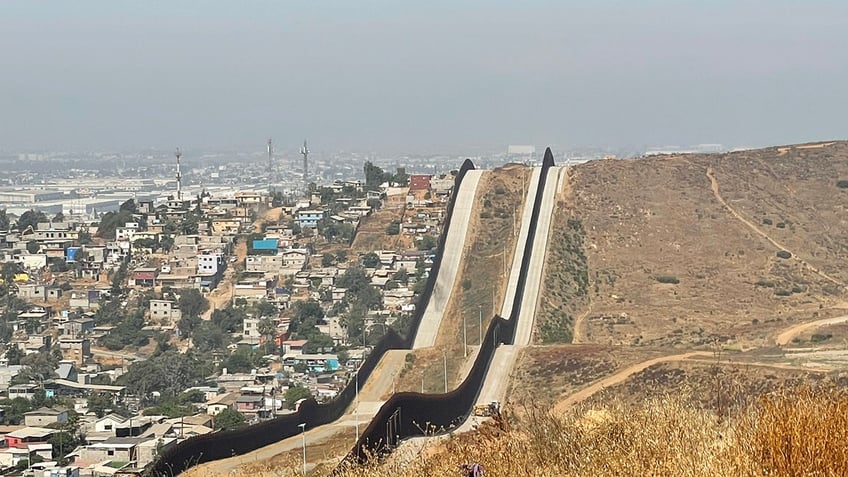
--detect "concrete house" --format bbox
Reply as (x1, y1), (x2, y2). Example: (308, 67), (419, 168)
(281, 249), (309, 270)
(149, 300), (182, 322)
(296, 209), (326, 229)
(24, 407), (69, 427)
(4, 427), (54, 448)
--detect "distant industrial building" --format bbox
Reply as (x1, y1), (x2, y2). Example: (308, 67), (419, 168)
(0, 189), (68, 203)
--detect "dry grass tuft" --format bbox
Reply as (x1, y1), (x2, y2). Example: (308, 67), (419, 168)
(751, 388), (848, 476)
(329, 387), (848, 477)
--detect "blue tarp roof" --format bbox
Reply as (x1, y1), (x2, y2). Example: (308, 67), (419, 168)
(252, 238), (279, 250)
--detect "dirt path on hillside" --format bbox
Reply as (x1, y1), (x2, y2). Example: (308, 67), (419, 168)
(203, 240), (246, 319)
(706, 167), (846, 289)
(775, 315), (848, 346)
(555, 309), (848, 414)
(552, 352), (711, 414)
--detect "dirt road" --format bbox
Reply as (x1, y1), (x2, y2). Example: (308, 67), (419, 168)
(775, 315), (848, 346)
(706, 167), (846, 288)
(552, 351), (711, 414)
(202, 240), (246, 319)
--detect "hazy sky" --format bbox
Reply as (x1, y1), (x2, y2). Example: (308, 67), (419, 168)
(2, 1), (847, 152)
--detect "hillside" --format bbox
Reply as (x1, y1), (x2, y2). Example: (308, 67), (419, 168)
(521, 140), (848, 420)
(538, 140), (848, 349)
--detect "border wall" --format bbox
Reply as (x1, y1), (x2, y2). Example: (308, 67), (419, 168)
(145, 160), (477, 476)
(339, 149), (555, 467)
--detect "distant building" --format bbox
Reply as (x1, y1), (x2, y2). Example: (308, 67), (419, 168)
(149, 300), (182, 322)
(296, 209), (326, 229)
(129, 268), (158, 287)
(408, 174), (431, 191)
(24, 407), (68, 427)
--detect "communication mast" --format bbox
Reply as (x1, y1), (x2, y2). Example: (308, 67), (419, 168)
(300, 139), (309, 192)
(267, 138), (273, 192)
(175, 147), (183, 202)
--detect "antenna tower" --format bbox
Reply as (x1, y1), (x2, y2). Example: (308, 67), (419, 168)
(300, 139), (309, 193)
(175, 147), (183, 202)
(267, 138), (273, 192)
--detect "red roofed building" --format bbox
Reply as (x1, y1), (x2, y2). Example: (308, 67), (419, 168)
(129, 268), (158, 287)
(408, 174), (431, 191)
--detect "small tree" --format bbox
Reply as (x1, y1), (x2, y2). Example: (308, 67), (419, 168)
(361, 252), (380, 269)
(178, 289), (209, 318)
(213, 408), (247, 431)
(26, 241), (40, 254)
(285, 385), (312, 409)
(418, 235), (438, 251)
(0, 209), (9, 231)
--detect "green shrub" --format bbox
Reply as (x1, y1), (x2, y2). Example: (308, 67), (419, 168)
(776, 250), (792, 259)
(656, 275), (680, 284)
(837, 180), (848, 189)
(762, 218), (773, 226)
(811, 333), (832, 343)
(755, 279), (776, 288)
(774, 289), (792, 296)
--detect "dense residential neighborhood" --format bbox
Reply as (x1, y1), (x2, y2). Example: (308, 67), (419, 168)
(0, 162), (455, 475)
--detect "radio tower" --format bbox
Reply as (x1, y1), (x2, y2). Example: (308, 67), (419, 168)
(300, 139), (309, 192)
(267, 138), (273, 192)
(175, 147), (183, 202)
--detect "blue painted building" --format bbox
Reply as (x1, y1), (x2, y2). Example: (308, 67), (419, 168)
(296, 209), (327, 229)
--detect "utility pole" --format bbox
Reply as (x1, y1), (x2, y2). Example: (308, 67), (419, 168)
(463, 311), (468, 357)
(443, 351), (448, 393)
(479, 304), (483, 344)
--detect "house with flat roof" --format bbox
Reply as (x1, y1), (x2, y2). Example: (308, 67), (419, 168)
(296, 209), (326, 229)
(4, 426), (55, 448)
(24, 407), (68, 427)
(149, 300), (181, 323)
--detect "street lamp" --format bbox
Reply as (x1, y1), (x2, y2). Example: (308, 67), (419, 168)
(298, 422), (307, 476)
(354, 372), (359, 442)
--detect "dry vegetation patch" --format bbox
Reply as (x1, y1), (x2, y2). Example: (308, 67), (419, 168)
(539, 143), (848, 349)
(509, 345), (666, 407)
(328, 387), (848, 476)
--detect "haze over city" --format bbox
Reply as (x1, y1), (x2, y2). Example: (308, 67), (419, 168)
(2, 0), (847, 154)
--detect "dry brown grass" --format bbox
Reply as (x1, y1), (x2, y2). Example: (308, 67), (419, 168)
(328, 387), (848, 477)
(540, 142), (848, 349)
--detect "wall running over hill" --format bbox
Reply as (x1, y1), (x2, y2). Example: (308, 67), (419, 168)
(337, 149), (556, 468)
(145, 160), (477, 477)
